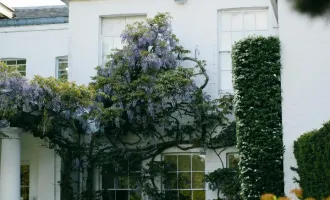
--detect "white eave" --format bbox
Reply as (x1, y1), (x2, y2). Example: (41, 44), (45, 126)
(61, 0), (69, 6)
(0, 2), (14, 19)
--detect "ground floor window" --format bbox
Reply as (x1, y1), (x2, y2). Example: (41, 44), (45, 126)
(21, 164), (30, 200)
(101, 160), (142, 200)
(163, 154), (206, 200)
(227, 153), (239, 168)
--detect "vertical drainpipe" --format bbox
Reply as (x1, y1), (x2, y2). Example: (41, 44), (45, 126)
(54, 150), (56, 200)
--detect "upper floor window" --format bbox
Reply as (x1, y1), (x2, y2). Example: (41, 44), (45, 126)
(218, 9), (269, 93)
(101, 160), (142, 200)
(2, 59), (26, 76)
(56, 56), (68, 80)
(163, 154), (205, 200)
(100, 15), (146, 66)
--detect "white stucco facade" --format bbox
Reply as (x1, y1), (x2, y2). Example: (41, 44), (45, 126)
(3, 0), (329, 199)
(279, 0), (330, 196)
(0, 23), (68, 79)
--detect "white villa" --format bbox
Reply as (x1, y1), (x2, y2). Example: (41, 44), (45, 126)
(0, 0), (330, 199)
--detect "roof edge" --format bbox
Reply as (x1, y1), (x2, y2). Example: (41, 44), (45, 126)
(61, 0), (69, 6)
(0, 2), (15, 19)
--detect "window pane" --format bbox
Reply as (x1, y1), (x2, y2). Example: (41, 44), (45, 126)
(192, 155), (205, 171)
(18, 65), (26, 71)
(129, 172), (141, 189)
(116, 190), (129, 200)
(21, 165), (29, 186)
(178, 155), (191, 171)
(219, 32), (231, 51)
(164, 173), (177, 189)
(220, 70), (233, 90)
(231, 13), (243, 31)
(192, 172), (204, 189)
(220, 12), (232, 31)
(178, 172), (191, 189)
(219, 53), (232, 70)
(164, 155), (177, 171)
(6, 60), (16, 65)
(256, 12), (268, 30)
(231, 31), (244, 45)
(102, 173), (115, 189)
(165, 191), (178, 199)
(17, 60), (26, 65)
(130, 191), (141, 200)
(227, 153), (240, 168)
(117, 176), (129, 189)
(103, 36), (115, 55)
(21, 187), (29, 200)
(179, 190), (192, 200)
(103, 190), (115, 200)
(193, 190), (205, 200)
(59, 63), (68, 70)
(244, 12), (255, 30)
(102, 17), (126, 36)
(20, 72), (26, 76)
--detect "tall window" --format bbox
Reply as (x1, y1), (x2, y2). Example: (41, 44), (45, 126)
(2, 59), (27, 76)
(101, 160), (142, 200)
(100, 15), (146, 65)
(21, 164), (30, 200)
(56, 56), (68, 80)
(163, 154), (205, 200)
(218, 9), (269, 93)
(226, 153), (239, 168)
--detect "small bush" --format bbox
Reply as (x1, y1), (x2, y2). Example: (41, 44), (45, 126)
(205, 168), (241, 200)
(294, 121), (330, 199)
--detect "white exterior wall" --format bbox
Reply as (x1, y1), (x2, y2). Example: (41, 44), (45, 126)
(0, 134), (61, 200)
(68, 0), (277, 97)
(279, 0), (330, 196)
(0, 24), (68, 79)
(0, 23), (67, 200)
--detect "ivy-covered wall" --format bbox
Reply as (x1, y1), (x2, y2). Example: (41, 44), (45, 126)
(294, 121), (330, 199)
(232, 36), (284, 199)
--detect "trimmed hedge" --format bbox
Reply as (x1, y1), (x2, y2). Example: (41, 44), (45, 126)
(232, 36), (284, 200)
(294, 121), (330, 199)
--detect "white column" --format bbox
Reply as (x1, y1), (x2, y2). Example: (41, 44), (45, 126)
(0, 127), (22, 200)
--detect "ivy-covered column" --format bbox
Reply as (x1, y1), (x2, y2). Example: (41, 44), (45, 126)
(232, 36), (284, 199)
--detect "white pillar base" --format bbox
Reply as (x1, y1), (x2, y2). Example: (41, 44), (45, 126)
(0, 127), (22, 200)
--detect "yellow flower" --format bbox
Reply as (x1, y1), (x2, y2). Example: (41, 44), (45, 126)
(290, 188), (303, 199)
(261, 193), (276, 200)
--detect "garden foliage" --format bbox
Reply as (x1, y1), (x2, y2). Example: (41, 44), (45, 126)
(232, 36), (284, 200)
(294, 121), (330, 200)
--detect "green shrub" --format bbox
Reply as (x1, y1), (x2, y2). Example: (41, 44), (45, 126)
(205, 168), (242, 200)
(232, 36), (284, 200)
(294, 121), (330, 199)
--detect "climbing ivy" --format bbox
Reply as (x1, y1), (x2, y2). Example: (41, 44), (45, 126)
(232, 36), (284, 200)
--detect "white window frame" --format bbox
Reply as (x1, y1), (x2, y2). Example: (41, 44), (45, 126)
(162, 153), (206, 200)
(217, 8), (270, 95)
(99, 15), (146, 66)
(1, 58), (27, 76)
(56, 56), (68, 80)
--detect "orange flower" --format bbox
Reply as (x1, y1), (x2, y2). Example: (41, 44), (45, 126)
(278, 197), (291, 200)
(261, 193), (276, 200)
(290, 188), (303, 199)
